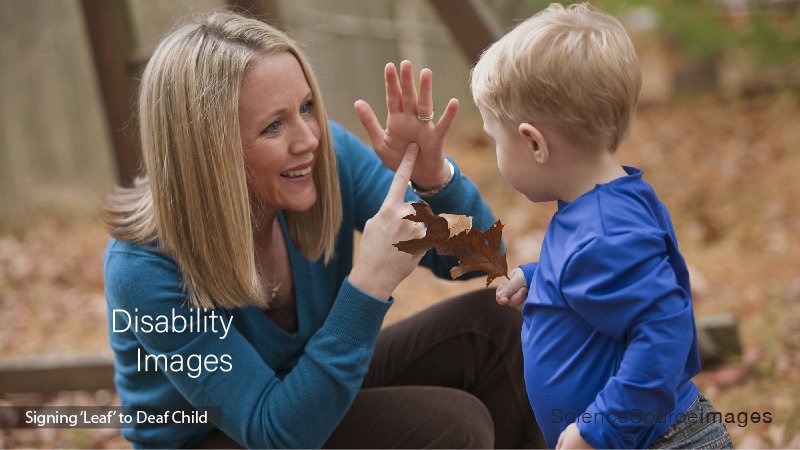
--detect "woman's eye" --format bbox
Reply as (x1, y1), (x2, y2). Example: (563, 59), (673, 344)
(263, 121), (281, 134)
(300, 100), (313, 114)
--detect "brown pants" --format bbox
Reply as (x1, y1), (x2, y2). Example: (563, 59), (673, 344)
(199, 289), (545, 449)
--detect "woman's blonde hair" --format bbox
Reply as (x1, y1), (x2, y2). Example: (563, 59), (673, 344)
(471, 2), (641, 151)
(104, 11), (342, 309)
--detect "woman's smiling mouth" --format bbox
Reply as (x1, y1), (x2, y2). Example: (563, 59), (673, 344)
(281, 166), (312, 178)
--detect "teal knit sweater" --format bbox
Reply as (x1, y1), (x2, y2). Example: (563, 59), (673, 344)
(103, 121), (496, 448)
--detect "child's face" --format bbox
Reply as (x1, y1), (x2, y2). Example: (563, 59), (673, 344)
(479, 107), (551, 202)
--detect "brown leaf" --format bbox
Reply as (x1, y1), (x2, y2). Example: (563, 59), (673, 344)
(394, 202), (507, 286)
(440, 214), (473, 237)
(393, 201), (450, 254)
(434, 221), (507, 286)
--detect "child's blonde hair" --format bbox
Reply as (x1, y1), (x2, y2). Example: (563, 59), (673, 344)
(471, 2), (641, 151)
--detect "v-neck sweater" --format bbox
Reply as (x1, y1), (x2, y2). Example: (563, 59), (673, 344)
(103, 121), (496, 449)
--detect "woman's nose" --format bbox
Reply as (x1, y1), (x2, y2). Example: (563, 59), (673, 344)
(290, 119), (319, 154)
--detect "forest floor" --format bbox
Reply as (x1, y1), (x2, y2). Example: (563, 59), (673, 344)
(1, 91), (799, 448)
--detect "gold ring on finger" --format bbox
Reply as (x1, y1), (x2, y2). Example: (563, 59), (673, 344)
(417, 112), (434, 122)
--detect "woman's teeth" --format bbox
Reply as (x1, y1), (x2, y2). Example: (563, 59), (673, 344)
(281, 166), (312, 178)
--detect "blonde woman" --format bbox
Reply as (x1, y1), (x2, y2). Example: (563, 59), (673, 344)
(104, 11), (541, 449)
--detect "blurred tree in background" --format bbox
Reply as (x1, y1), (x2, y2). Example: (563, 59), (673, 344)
(529, 0), (800, 94)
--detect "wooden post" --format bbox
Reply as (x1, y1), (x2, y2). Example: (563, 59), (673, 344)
(697, 314), (742, 366)
(81, 0), (140, 186)
(0, 354), (115, 394)
(427, 0), (504, 64)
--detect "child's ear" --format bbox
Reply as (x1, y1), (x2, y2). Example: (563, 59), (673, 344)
(519, 123), (549, 164)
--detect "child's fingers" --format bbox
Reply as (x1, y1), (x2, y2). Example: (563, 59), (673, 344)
(556, 431), (565, 450)
(507, 287), (528, 309)
(495, 278), (511, 298)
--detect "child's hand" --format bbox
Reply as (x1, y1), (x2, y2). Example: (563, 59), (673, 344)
(495, 267), (527, 310)
(354, 60), (459, 191)
(556, 424), (594, 449)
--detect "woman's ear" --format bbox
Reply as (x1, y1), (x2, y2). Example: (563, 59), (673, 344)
(519, 123), (549, 164)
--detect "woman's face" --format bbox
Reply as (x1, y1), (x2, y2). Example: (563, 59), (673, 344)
(239, 52), (320, 213)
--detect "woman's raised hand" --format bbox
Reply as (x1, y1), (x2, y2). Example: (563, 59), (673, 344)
(349, 143), (427, 301)
(354, 60), (459, 190)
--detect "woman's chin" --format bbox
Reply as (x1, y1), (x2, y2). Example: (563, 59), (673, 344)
(285, 192), (317, 212)
(250, 183), (317, 213)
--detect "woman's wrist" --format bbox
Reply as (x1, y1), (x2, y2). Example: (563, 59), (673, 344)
(348, 268), (392, 301)
(410, 159), (454, 197)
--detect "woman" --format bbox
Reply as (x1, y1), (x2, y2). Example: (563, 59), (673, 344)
(104, 11), (542, 449)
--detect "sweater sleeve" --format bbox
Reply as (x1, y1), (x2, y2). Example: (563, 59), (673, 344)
(519, 262), (538, 287)
(332, 122), (498, 281)
(559, 232), (695, 449)
(105, 245), (390, 449)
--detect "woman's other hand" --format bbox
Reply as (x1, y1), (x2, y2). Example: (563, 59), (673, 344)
(495, 267), (527, 310)
(349, 143), (426, 301)
(354, 60), (459, 190)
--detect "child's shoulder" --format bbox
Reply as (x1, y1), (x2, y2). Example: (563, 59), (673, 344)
(592, 168), (668, 233)
(556, 169), (671, 249)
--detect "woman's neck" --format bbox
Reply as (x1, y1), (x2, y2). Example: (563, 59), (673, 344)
(252, 207), (278, 249)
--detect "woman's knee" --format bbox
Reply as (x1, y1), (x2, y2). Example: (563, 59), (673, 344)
(329, 386), (494, 449)
(445, 288), (524, 346)
(426, 387), (495, 449)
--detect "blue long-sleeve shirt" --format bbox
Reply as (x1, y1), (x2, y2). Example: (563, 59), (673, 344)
(103, 121), (496, 449)
(519, 166), (700, 449)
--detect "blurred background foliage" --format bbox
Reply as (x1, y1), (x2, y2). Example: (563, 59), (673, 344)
(531, 0), (800, 91)
(1, 1), (799, 448)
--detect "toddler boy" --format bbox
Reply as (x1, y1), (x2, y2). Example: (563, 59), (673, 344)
(471, 3), (732, 449)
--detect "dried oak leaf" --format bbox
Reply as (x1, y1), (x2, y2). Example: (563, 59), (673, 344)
(440, 214), (473, 237)
(393, 201), (450, 254)
(434, 221), (508, 286)
(393, 201), (507, 286)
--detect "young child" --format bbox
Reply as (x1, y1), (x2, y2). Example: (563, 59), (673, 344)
(471, 3), (732, 449)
